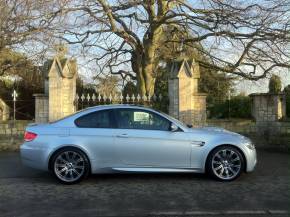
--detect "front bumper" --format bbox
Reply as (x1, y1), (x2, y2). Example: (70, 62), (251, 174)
(20, 142), (49, 171)
(245, 147), (257, 172)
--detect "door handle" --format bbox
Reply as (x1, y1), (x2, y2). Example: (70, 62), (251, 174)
(116, 134), (129, 138)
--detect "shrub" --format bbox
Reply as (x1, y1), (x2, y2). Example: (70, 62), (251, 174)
(208, 94), (251, 119)
(269, 74), (282, 93)
(287, 96), (290, 118)
(284, 85), (290, 118)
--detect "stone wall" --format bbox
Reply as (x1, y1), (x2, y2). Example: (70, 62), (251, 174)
(207, 119), (290, 136)
(206, 119), (257, 134)
(206, 119), (290, 149)
(1, 119), (289, 151)
(0, 120), (31, 151)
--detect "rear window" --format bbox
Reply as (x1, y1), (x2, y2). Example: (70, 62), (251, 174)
(74, 110), (113, 128)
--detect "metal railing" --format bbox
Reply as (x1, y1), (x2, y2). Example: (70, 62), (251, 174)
(75, 93), (164, 110)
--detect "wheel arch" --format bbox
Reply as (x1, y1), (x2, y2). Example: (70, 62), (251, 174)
(204, 144), (247, 173)
(48, 145), (92, 173)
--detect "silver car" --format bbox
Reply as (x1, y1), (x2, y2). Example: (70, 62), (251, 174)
(20, 105), (257, 184)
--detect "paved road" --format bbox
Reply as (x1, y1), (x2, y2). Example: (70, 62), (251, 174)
(0, 149), (289, 217)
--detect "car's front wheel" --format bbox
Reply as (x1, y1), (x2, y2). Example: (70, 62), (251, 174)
(51, 147), (90, 184)
(207, 146), (244, 181)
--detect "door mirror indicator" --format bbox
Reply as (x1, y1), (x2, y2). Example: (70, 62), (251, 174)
(170, 123), (179, 132)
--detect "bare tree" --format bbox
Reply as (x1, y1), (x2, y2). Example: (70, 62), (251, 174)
(54, 0), (289, 95)
(0, 0), (65, 76)
(95, 75), (121, 96)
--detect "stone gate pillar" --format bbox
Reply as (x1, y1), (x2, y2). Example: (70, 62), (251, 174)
(46, 57), (77, 122)
(168, 58), (207, 126)
(250, 93), (286, 135)
(33, 94), (48, 123)
(34, 48), (77, 123)
(0, 98), (10, 121)
(250, 93), (286, 122)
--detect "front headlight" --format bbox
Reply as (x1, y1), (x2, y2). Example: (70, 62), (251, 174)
(245, 141), (255, 150)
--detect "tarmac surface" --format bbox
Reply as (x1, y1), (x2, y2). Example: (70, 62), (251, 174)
(0, 149), (289, 217)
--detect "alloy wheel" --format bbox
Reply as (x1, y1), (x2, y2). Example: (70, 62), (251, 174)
(211, 148), (242, 180)
(54, 151), (85, 183)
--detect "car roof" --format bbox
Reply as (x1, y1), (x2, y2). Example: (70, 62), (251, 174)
(52, 104), (189, 131)
(59, 104), (155, 122)
(83, 104), (151, 111)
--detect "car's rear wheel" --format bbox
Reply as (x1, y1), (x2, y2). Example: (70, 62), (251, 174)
(207, 146), (244, 181)
(51, 147), (90, 184)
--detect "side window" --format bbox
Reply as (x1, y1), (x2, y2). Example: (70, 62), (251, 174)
(75, 110), (112, 128)
(116, 109), (170, 131)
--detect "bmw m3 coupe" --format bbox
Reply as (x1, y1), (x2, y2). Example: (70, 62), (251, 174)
(21, 105), (257, 184)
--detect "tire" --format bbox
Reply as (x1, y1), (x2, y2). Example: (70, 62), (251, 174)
(206, 145), (244, 181)
(51, 147), (90, 184)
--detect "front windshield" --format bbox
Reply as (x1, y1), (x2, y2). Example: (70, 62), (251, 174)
(159, 111), (189, 129)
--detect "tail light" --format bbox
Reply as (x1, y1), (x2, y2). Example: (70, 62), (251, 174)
(24, 131), (37, 142)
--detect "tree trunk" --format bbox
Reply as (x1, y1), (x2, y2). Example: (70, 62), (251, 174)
(142, 63), (155, 97)
(132, 48), (156, 97)
(131, 50), (146, 95)
(133, 58), (155, 97)
(131, 25), (163, 97)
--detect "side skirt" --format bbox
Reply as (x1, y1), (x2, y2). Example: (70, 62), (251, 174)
(111, 167), (203, 173)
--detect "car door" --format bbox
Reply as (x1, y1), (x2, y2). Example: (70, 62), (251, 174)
(113, 108), (192, 168)
(70, 109), (119, 168)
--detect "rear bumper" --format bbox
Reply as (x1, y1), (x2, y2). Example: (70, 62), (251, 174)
(20, 142), (49, 171)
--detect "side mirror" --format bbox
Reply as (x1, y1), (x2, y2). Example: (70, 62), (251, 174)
(170, 123), (179, 132)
